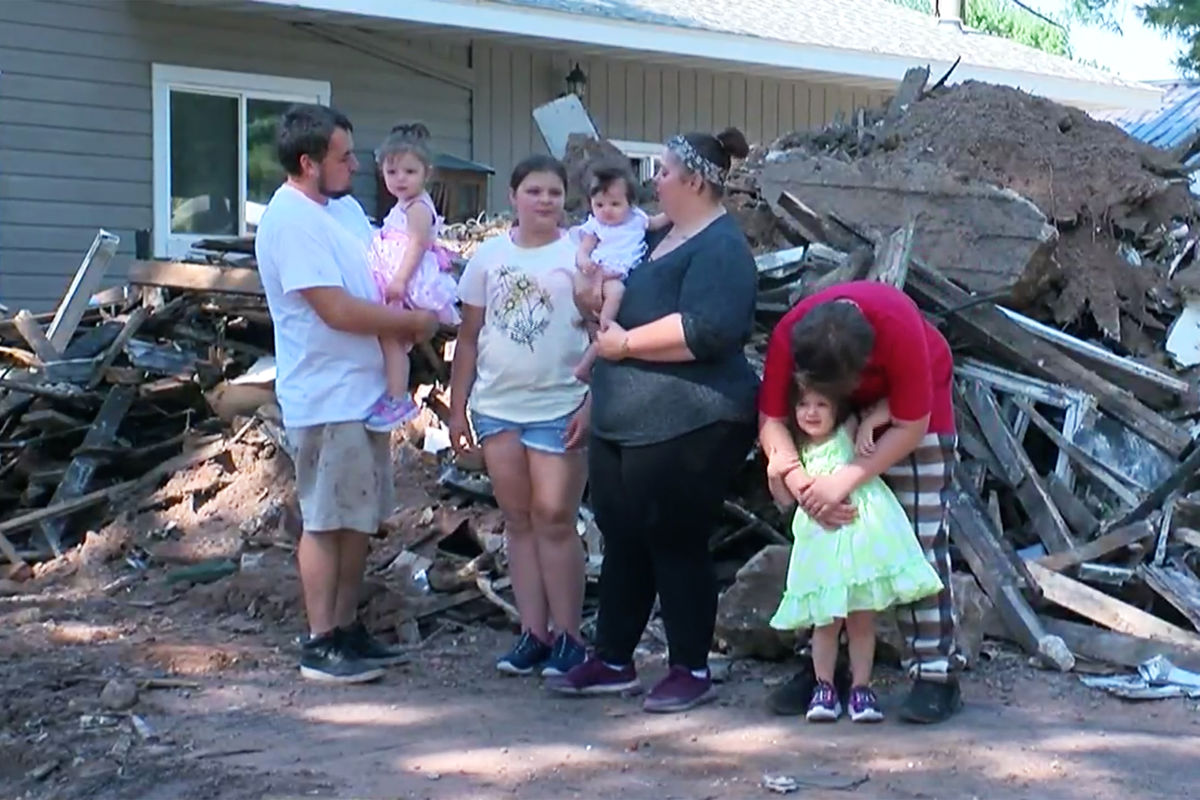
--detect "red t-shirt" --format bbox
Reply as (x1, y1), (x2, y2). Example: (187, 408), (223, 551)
(758, 282), (955, 434)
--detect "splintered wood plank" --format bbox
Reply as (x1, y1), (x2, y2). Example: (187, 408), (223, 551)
(1045, 474), (1099, 539)
(866, 222), (914, 288)
(0, 530), (25, 566)
(1012, 398), (1140, 507)
(947, 485), (1043, 657)
(1140, 562), (1200, 630)
(960, 380), (1076, 554)
(906, 258), (1191, 456)
(1106, 445), (1200, 531)
(1040, 617), (1200, 672)
(87, 307), (149, 390)
(12, 309), (61, 363)
(886, 66), (929, 121)
(37, 385), (135, 554)
(127, 260), (264, 296)
(1035, 520), (1154, 572)
(47, 230), (120, 352)
(1026, 560), (1200, 648)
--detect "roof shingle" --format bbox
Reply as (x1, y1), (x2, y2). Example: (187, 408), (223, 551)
(493, 0), (1143, 90)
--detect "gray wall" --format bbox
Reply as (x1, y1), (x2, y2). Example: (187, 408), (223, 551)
(472, 42), (888, 210)
(0, 0), (886, 310)
(0, 0), (472, 310)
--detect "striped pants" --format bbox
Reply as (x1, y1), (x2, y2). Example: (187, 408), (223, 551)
(882, 433), (964, 683)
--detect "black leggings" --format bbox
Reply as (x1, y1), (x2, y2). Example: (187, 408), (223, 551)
(589, 421), (755, 670)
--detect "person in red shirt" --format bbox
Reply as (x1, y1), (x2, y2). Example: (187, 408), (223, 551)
(758, 281), (963, 724)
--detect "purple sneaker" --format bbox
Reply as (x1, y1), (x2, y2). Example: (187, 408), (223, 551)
(805, 680), (842, 722)
(642, 666), (717, 714)
(546, 656), (641, 696)
(365, 394), (419, 432)
(848, 685), (884, 723)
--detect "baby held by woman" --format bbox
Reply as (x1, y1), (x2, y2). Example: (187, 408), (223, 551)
(571, 162), (667, 381)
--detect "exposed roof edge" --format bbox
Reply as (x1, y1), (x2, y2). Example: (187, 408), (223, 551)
(246, 0), (1162, 110)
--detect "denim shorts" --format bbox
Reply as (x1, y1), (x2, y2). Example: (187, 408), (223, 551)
(470, 409), (578, 455)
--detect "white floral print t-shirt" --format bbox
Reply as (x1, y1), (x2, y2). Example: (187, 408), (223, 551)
(457, 231), (589, 423)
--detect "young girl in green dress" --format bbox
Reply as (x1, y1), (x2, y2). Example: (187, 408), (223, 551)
(768, 379), (943, 724)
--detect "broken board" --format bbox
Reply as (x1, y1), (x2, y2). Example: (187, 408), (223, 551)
(760, 155), (1059, 300)
(1026, 560), (1200, 648)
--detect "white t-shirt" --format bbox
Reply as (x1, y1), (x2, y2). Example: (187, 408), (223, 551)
(458, 232), (589, 423)
(578, 207), (649, 276)
(255, 184), (386, 428)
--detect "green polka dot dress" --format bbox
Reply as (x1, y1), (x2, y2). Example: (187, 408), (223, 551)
(770, 426), (944, 630)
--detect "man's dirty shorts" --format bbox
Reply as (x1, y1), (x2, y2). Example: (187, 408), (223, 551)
(286, 421), (395, 534)
(470, 409), (576, 455)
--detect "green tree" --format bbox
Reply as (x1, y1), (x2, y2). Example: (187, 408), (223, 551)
(967, 0), (1070, 54)
(1070, 1), (1200, 74)
(888, 0), (1070, 56)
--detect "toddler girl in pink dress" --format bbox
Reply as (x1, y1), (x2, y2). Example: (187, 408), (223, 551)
(365, 124), (460, 430)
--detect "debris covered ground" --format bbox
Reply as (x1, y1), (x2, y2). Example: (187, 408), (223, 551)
(5, 67), (1200, 797)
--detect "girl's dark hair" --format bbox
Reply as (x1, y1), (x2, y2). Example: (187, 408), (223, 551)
(679, 126), (750, 196)
(509, 154), (568, 192)
(587, 161), (637, 204)
(789, 300), (875, 399)
(785, 374), (854, 448)
(376, 122), (433, 171)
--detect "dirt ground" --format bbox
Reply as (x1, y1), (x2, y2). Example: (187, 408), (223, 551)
(3, 447), (1200, 800)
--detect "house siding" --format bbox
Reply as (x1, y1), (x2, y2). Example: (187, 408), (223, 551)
(471, 42), (889, 210)
(0, 0), (472, 310)
(0, 0), (887, 310)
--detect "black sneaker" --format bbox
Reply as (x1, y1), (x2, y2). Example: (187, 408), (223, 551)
(899, 679), (962, 724)
(496, 631), (553, 676)
(299, 630), (385, 684)
(767, 660), (852, 716)
(339, 621), (410, 667)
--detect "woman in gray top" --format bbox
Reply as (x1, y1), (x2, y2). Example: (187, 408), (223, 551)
(548, 128), (759, 712)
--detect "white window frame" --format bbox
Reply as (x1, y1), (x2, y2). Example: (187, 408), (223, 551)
(610, 139), (663, 183)
(151, 64), (331, 258)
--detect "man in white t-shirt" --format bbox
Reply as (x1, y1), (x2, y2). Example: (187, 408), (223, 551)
(255, 104), (437, 684)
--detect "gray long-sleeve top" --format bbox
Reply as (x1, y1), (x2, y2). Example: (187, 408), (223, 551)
(591, 212), (760, 446)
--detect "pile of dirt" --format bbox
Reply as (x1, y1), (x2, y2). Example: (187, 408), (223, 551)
(749, 80), (1198, 342)
(878, 81), (1186, 227)
(874, 82), (1192, 337)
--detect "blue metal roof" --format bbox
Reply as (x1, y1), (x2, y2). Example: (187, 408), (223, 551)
(1096, 81), (1200, 151)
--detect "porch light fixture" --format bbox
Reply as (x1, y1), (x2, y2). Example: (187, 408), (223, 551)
(565, 63), (587, 99)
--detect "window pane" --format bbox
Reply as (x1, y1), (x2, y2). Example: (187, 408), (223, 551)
(169, 91), (237, 235)
(246, 98), (292, 226)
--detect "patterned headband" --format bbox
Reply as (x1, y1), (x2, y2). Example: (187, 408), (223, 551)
(666, 135), (726, 184)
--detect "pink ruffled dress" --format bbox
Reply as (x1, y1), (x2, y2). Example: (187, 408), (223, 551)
(368, 193), (461, 325)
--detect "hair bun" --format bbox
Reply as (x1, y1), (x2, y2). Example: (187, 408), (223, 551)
(390, 122), (431, 141)
(715, 127), (749, 160)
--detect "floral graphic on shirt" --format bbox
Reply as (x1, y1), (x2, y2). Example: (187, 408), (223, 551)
(490, 265), (554, 350)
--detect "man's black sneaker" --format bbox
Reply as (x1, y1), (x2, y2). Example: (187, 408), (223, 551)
(899, 679), (962, 724)
(767, 660), (852, 716)
(299, 630), (385, 684)
(339, 621), (410, 666)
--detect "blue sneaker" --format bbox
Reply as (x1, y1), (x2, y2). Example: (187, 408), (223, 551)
(496, 631), (552, 676)
(541, 633), (587, 677)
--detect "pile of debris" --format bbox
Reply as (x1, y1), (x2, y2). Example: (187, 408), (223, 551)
(713, 70), (1200, 687)
(0, 234), (280, 569)
(728, 69), (1200, 357)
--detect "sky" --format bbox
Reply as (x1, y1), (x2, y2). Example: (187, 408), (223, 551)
(1027, 0), (1184, 81)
